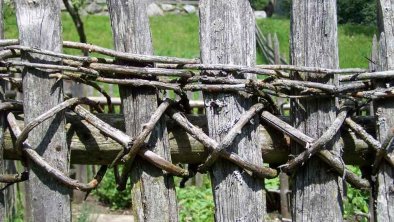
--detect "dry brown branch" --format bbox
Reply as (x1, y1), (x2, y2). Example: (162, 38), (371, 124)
(281, 108), (349, 172)
(15, 98), (98, 151)
(166, 106), (278, 179)
(72, 104), (188, 178)
(116, 99), (172, 190)
(50, 73), (113, 113)
(256, 64), (366, 74)
(260, 111), (370, 189)
(352, 87), (394, 99)
(5, 45), (97, 63)
(73, 104), (131, 147)
(345, 118), (382, 151)
(0, 172), (28, 184)
(63, 41), (199, 64)
(87, 63), (195, 78)
(0, 39), (18, 47)
(372, 128), (394, 174)
(2, 60), (99, 76)
(198, 103), (265, 172)
(50, 72), (182, 92)
(340, 70), (394, 81)
(0, 39), (199, 64)
(7, 112), (106, 191)
(0, 100), (23, 111)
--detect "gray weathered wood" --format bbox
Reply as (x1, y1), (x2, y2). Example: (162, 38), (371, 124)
(14, 0), (71, 221)
(199, 0), (265, 221)
(107, 0), (178, 221)
(374, 2), (394, 219)
(290, 1), (343, 221)
(0, 0), (7, 220)
(0, 0), (18, 220)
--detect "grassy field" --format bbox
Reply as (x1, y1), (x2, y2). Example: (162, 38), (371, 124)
(4, 11), (375, 222)
(257, 17), (377, 68)
(5, 13), (376, 68)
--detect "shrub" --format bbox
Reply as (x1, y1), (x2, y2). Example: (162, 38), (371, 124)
(250, 0), (270, 10)
(337, 0), (376, 26)
(276, 0), (376, 26)
(93, 169), (131, 210)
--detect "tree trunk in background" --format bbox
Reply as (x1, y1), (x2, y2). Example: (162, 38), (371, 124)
(290, 0), (343, 221)
(199, 0), (265, 221)
(374, 1), (394, 220)
(14, 1), (71, 221)
(107, 0), (178, 221)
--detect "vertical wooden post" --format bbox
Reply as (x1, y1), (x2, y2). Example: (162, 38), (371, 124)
(199, 0), (265, 221)
(14, 1), (71, 221)
(290, 0), (343, 221)
(374, 1), (394, 220)
(367, 35), (378, 222)
(0, 0), (6, 219)
(0, 1), (17, 219)
(106, 0), (178, 221)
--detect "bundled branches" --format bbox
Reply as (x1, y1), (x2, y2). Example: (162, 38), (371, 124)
(0, 38), (389, 193)
(0, 41), (393, 100)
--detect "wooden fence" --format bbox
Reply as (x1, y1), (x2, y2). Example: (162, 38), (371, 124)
(0, 0), (393, 221)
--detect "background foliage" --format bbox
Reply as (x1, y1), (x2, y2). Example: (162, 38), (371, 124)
(254, 0), (377, 26)
(337, 0), (376, 25)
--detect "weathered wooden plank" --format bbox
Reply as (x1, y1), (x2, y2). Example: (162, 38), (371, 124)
(199, 0), (265, 221)
(107, 0), (178, 221)
(290, 1), (343, 221)
(374, 1), (394, 219)
(14, 0), (70, 221)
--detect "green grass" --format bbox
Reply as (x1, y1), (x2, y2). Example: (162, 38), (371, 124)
(5, 12), (376, 68)
(5, 12), (200, 59)
(257, 17), (377, 68)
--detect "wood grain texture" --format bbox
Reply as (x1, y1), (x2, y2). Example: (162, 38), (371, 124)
(0, 0), (6, 220)
(375, 2), (394, 219)
(14, 0), (71, 221)
(290, 1), (343, 221)
(199, 0), (265, 221)
(0, 1), (18, 218)
(106, 0), (178, 221)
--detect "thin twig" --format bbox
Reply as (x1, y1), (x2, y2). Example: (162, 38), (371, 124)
(63, 41), (200, 64)
(50, 73), (113, 113)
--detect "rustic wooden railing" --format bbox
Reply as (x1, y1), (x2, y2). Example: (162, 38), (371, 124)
(0, 0), (393, 221)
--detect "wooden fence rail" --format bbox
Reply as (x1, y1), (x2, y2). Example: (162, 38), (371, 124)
(0, 0), (393, 221)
